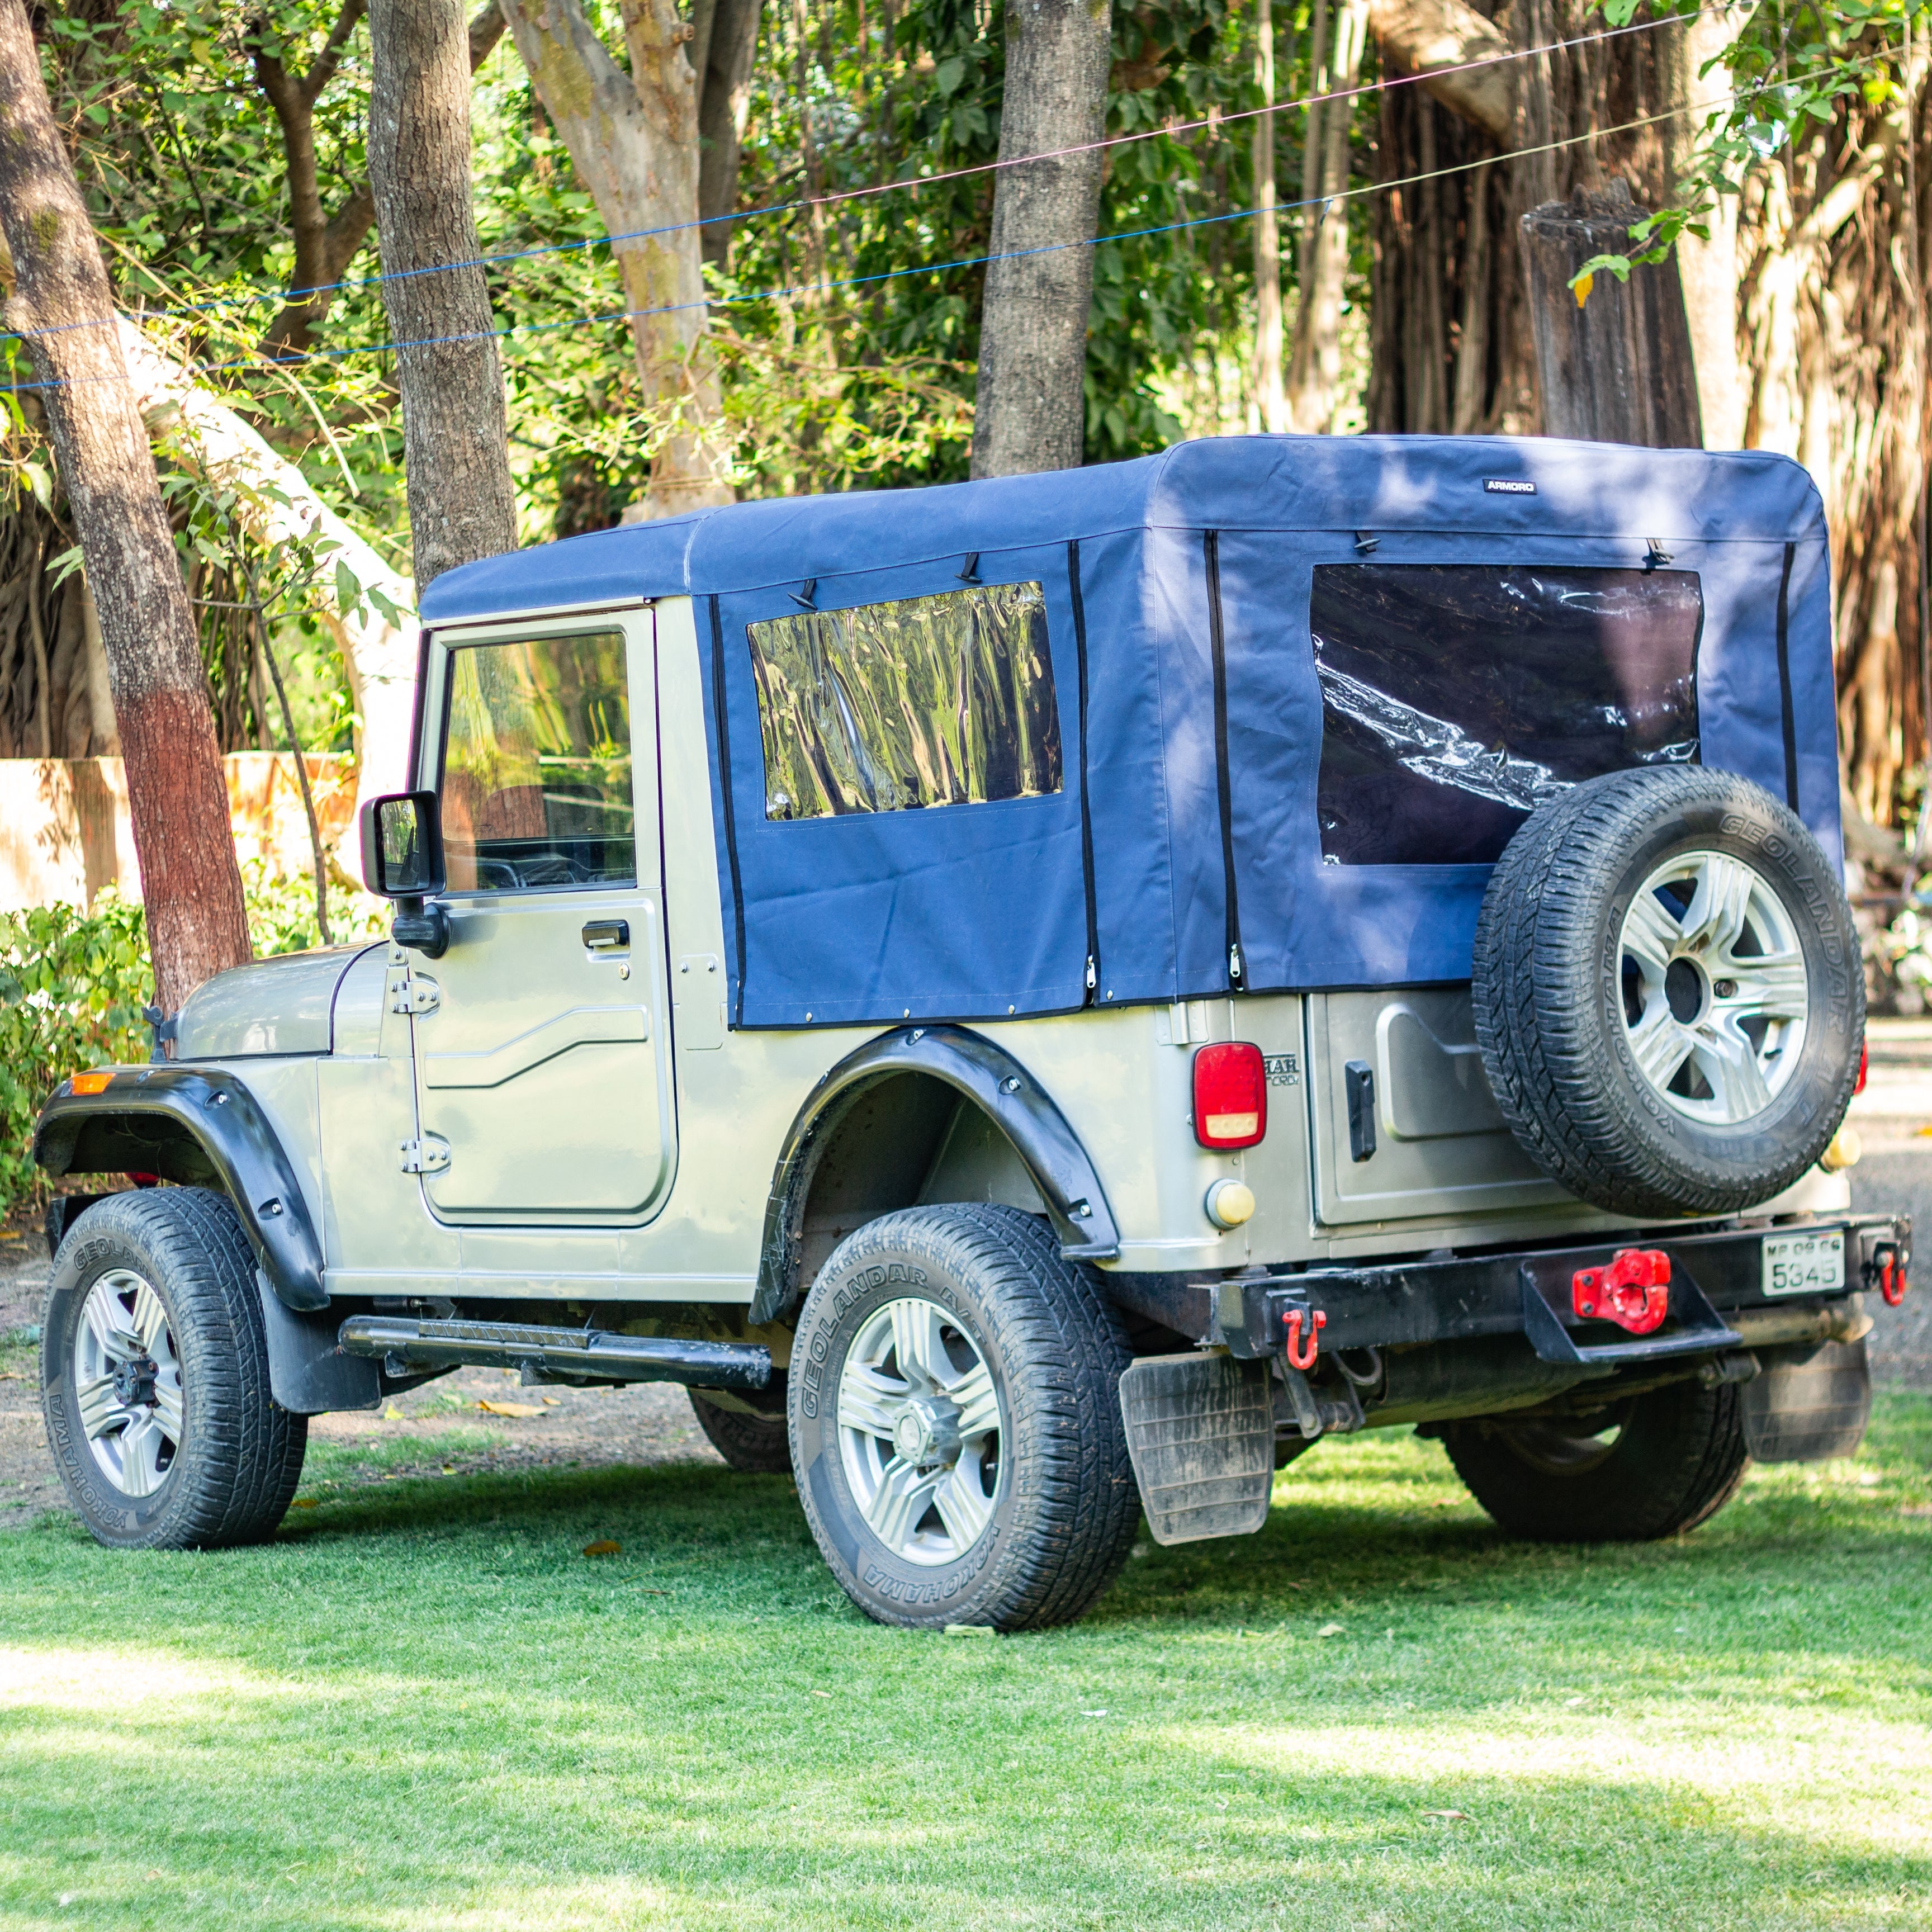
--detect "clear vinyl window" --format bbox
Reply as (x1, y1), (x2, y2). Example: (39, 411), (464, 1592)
(1311, 564), (1703, 866)
(437, 631), (635, 892)
(747, 580), (1063, 820)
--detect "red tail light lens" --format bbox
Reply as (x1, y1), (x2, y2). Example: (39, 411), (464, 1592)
(1856, 1039), (1868, 1096)
(1193, 1042), (1267, 1149)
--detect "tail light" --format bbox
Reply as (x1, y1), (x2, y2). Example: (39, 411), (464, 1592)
(1855, 1039), (1868, 1096)
(1193, 1042), (1267, 1149)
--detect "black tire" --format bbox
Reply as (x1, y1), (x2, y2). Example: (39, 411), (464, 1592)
(689, 1390), (793, 1472)
(788, 1204), (1138, 1632)
(1473, 766), (1863, 1218)
(40, 1188), (306, 1551)
(1442, 1378), (1748, 1541)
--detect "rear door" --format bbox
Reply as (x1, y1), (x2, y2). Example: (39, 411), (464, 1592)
(409, 609), (675, 1223)
(1306, 986), (1565, 1226)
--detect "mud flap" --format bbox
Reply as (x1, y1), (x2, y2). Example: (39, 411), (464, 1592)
(1740, 1337), (1872, 1463)
(1119, 1351), (1275, 1545)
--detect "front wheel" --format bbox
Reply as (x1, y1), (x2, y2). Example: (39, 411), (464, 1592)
(788, 1204), (1139, 1631)
(1441, 1377), (1748, 1542)
(41, 1188), (306, 1550)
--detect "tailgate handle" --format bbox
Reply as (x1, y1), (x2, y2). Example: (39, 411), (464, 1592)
(1344, 1060), (1376, 1162)
(582, 920), (630, 952)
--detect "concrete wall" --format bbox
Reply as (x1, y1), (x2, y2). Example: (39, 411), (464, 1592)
(0, 753), (356, 910)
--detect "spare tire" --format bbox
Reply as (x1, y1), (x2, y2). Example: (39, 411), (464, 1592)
(1472, 766), (1862, 1218)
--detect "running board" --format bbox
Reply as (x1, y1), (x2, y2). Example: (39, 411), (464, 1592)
(337, 1315), (771, 1391)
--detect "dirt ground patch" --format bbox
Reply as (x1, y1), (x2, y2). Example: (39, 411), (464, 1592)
(0, 1227), (726, 1533)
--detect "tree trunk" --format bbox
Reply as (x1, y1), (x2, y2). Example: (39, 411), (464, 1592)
(1252, 0), (1286, 433)
(368, 0), (519, 588)
(1286, 0), (1370, 433)
(1739, 56), (1930, 831)
(499, 0), (734, 520)
(1367, 0), (1679, 438)
(0, 0), (249, 1011)
(113, 320), (416, 874)
(692, 0), (765, 269)
(259, 3), (506, 359)
(1520, 181), (1702, 446)
(1663, 4), (1744, 448)
(970, 0), (1112, 478)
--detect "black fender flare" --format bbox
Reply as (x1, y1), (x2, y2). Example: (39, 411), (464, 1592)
(751, 1024), (1120, 1324)
(34, 1066), (328, 1311)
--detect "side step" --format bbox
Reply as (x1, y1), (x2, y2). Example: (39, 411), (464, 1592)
(337, 1315), (771, 1391)
(1119, 1352), (1274, 1546)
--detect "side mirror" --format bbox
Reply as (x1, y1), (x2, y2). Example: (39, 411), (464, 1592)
(359, 791), (449, 959)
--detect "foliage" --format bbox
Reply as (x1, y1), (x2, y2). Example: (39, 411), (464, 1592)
(1575, 0), (1932, 291)
(0, 893), (150, 1217)
(0, 1401), (1929, 1921)
(239, 857), (388, 958)
(0, 872), (386, 1217)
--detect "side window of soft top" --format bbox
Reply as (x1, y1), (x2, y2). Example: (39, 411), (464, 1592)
(438, 631), (636, 892)
(746, 580), (1064, 820)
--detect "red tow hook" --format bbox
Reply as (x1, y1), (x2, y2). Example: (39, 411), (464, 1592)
(1284, 1306), (1326, 1371)
(1571, 1248), (1671, 1335)
(1872, 1242), (1909, 1308)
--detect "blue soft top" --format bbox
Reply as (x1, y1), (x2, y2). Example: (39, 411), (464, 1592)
(424, 435), (1836, 1031)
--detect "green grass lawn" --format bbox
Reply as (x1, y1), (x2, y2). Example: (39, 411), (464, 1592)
(2, 1399), (1929, 1931)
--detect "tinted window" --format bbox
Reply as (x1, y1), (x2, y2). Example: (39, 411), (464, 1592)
(438, 632), (634, 892)
(1311, 565), (1702, 866)
(748, 580), (1063, 819)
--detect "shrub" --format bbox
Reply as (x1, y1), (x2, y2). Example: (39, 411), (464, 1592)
(0, 892), (151, 1218)
(0, 869), (390, 1218)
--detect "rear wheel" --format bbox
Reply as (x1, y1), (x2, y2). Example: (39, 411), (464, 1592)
(788, 1204), (1138, 1631)
(41, 1188), (306, 1550)
(1441, 1377), (1748, 1541)
(689, 1390), (792, 1472)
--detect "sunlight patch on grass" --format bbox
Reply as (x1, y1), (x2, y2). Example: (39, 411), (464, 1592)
(0, 1396), (1924, 1929)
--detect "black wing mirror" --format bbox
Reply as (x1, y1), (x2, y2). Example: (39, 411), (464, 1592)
(359, 790), (450, 958)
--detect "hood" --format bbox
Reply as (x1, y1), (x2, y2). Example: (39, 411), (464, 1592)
(173, 945), (376, 1059)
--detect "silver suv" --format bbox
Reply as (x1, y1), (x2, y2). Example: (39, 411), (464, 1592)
(31, 435), (1908, 1630)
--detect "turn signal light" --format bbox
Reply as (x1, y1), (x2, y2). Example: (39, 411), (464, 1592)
(68, 1070), (116, 1096)
(1192, 1042), (1267, 1149)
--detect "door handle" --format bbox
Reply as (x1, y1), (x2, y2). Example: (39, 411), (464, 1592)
(582, 920), (631, 952)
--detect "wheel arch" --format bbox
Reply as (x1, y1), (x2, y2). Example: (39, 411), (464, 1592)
(751, 1024), (1120, 1325)
(34, 1066), (328, 1311)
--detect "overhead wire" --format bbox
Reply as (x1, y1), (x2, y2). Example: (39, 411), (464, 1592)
(0, 30), (1890, 397)
(7, 1), (1725, 347)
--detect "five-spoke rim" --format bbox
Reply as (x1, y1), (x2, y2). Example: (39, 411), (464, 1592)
(836, 1296), (1003, 1566)
(1618, 848), (1808, 1126)
(73, 1269), (182, 1499)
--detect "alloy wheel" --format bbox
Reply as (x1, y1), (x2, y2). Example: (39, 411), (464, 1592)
(72, 1269), (183, 1499)
(835, 1296), (1004, 1565)
(1618, 849), (1809, 1125)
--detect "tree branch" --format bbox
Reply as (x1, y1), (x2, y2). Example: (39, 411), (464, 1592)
(1366, 0), (1514, 145)
(258, 2), (504, 359)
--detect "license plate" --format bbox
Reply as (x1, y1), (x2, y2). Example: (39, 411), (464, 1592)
(1762, 1229), (1845, 1298)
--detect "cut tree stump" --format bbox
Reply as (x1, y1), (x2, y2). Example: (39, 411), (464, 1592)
(1519, 179), (1703, 448)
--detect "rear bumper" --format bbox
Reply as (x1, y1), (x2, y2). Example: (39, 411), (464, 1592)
(1107, 1213), (1911, 1366)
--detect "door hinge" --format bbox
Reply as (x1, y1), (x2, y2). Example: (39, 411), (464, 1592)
(390, 977), (439, 1015)
(397, 1135), (451, 1175)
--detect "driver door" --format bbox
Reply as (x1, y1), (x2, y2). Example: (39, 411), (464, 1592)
(409, 611), (674, 1223)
